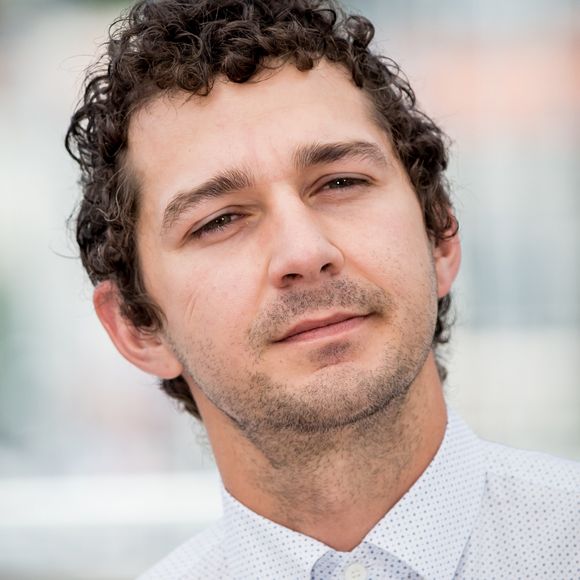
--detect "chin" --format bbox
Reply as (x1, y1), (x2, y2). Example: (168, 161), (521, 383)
(232, 357), (416, 434)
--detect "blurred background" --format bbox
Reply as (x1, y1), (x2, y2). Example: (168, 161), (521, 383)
(0, 0), (578, 578)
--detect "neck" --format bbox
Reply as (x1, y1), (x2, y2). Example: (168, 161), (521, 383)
(197, 353), (447, 551)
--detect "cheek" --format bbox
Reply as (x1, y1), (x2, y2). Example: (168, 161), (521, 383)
(160, 254), (259, 346)
(345, 204), (432, 280)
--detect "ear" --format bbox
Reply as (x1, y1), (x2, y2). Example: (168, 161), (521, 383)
(93, 281), (183, 379)
(432, 220), (461, 299)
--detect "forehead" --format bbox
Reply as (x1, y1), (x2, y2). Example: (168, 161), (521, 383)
(126, 60), (391, 215)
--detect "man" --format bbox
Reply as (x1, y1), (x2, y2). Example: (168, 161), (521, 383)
(66, 0), (579, 578)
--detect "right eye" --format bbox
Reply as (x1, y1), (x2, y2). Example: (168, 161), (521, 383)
(190, 213), (241, 239)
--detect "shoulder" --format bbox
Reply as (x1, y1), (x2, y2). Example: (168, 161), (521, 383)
(481, 438), (580, 495)
(477, 440), (579, 547)
(137, 521), (227, 580)
(460, 440), (579, 576)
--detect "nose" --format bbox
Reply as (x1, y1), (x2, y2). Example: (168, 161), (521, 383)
(267, 197), (345, 289)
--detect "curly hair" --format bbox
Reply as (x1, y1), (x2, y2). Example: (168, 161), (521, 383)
(66, 0), (457, 421)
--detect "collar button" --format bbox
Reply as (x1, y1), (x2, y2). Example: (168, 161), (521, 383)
(343, 562), (368, 580)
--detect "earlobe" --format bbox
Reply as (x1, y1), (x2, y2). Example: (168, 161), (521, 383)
(93, 281), (183, 379)
(433, 222), (461, 299)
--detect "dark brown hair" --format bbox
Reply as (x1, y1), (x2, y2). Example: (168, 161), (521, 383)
(66, 0), (457, 420)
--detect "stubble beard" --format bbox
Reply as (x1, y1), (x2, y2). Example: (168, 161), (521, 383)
(167, 276), (437, 462)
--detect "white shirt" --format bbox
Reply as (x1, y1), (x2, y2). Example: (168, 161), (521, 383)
(139, 410), (580, 579)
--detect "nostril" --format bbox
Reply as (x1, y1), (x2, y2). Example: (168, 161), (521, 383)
(321, 263), (333, 272)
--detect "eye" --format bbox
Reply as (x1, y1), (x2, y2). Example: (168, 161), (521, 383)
(190, 213), (241, 239)
(322, 176), (370, 190)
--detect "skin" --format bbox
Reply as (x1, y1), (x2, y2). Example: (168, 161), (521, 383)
(95, 60), (461, 551)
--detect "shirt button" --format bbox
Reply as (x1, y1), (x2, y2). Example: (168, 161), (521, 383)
(343, 562), (368, 580)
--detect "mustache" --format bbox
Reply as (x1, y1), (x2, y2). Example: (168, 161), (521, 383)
(248, 278), (392, 349)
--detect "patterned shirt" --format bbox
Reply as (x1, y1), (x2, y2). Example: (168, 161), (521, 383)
(139, 409), (580, 579)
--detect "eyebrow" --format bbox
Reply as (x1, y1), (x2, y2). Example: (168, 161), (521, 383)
(160, 140), (388, 235)
(161, 168), (252, 234)
(293, 140), (388, 171)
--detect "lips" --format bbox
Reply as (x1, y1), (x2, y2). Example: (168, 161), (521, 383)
(274, 312), (367, 342)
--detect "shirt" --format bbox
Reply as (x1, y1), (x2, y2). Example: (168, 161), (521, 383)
(139, 409), (580, 579)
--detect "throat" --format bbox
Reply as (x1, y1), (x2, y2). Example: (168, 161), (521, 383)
(231, 396), (428, 550)
(211, 359), (448, 551)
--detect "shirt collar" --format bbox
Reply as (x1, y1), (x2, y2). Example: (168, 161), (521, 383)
(364, 408), (486, 579)
(220, 407), (486, 580)
(221, 486), (328, 578)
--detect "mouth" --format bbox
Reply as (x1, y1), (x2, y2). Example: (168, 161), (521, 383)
(274, 313), (370, 344)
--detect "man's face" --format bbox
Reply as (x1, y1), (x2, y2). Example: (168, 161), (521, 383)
(128, 61), (441, 434)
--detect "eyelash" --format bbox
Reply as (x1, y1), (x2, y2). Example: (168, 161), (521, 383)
(190, 176), (369, 239)
(321, 176), (369, 190)
(190, 213), (241, 238)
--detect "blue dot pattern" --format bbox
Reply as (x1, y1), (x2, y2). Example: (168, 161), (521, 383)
(139, 409), (580, 579)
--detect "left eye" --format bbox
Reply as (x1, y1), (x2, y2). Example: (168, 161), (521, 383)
(322, 177), (369, 190)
